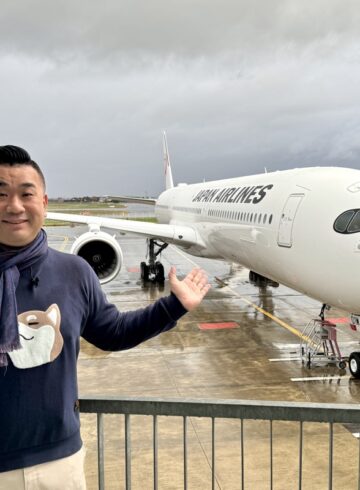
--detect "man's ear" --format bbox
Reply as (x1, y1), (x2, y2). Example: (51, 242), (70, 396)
(43, 194), (48, 212)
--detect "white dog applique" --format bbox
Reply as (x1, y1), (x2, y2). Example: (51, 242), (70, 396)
(9, 304), (63, 369)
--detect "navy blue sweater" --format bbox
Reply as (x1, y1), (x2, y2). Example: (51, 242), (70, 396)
(0, 248), (187, 472)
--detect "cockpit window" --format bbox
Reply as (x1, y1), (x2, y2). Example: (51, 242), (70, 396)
(348, 210), (360, 233)
(334, 209), (360, 234)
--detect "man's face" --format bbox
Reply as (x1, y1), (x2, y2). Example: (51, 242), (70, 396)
(0, 165), (48, 247)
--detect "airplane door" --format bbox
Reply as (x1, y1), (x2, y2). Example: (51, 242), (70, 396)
(277, 194), (304, 247)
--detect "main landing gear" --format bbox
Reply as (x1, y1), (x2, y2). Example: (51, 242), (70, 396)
(249, 270), (279, 288)
(140, 239), (168, 283)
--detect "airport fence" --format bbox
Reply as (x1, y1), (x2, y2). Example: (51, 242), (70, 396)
(79, 396), (360, 490)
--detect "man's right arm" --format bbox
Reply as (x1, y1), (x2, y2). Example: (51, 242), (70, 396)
(81, 271), (187, 351)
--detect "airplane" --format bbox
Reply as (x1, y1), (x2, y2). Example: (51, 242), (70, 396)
(47, 133), (360, 377)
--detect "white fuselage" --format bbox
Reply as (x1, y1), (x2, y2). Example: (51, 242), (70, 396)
(155, 167), (360, 315)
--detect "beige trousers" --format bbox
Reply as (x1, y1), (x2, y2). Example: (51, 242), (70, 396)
(0, 447), (86, 490)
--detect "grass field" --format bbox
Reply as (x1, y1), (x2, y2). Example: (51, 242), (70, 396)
(47, 201), (126, 210)
(45, 201), (156, 226)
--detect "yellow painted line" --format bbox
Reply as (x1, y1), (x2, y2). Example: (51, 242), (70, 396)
(48, 234), (69, 252)
(214, 277), (312, 344)
(240, 296), (308, 340)
(59, 236), (69, 252)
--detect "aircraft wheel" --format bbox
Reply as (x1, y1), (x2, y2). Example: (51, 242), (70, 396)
(349, 352), (360, 378)
(140, 262), (149, 281)
(155, 262), (165, 283)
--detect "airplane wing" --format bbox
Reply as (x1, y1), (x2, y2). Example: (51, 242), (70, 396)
(46, 212), (205, 248)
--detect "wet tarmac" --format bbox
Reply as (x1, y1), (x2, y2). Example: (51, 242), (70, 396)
(46, 226), (360, 489)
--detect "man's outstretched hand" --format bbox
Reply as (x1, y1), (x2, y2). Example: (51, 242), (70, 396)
(168, 267), (211, 311)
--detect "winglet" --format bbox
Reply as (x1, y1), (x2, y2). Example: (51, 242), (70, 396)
(163, 131), (174, 190)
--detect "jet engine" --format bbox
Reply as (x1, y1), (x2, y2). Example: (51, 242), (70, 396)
(70, 228), (123, 284)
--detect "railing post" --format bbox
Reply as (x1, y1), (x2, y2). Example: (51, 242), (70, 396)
(270, 420), (273, 490)
(212, 417), (216, 490)
(183, 416), (188, 490)
(328, 423), (333, 490)
(241, 418), (245, 490)
(97, 413), (105, 490)
(299, 421), (303, 490)
(358, 434), (360, 490)
(153, 415), (158, 490)
(125, 413), (131, 490)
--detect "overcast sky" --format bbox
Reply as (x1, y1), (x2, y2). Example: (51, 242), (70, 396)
(1, 0), (360, 197)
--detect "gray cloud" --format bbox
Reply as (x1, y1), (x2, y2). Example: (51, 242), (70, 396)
(0, 0), (359, 58)
(0, 1), (360, 197)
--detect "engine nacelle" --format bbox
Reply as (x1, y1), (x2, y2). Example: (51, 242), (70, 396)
(70, 230), (123, 284)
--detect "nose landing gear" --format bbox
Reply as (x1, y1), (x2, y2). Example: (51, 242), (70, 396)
(349, 352), (360, 378)
(348, 314), (360, 378)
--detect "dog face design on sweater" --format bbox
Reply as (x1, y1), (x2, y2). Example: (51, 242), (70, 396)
(9, 304), (63, 369)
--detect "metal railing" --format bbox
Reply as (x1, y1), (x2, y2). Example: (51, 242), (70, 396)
(79, 396), (360, 490)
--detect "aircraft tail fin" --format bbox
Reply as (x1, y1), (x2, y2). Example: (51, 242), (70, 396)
(163, 131), (174, 190)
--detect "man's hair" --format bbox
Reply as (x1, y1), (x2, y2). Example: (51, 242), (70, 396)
(0, 145), (46, 190)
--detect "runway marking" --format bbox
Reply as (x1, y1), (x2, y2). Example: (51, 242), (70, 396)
(272, 343), (300, 350)
(291, 376), (351, 382)
(168, 246), (311, 343)
(199, 322), (238, 330)
(327, 317), (349, 324)
(168, 245), (203, 268)
(269, 357), (302, 362)
(127, 267), (140, 273)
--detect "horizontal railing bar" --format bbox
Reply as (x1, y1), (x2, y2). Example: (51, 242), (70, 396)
(79, 396), (360, 424)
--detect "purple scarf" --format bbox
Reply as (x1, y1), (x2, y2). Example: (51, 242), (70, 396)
(0, 230), (48, 366)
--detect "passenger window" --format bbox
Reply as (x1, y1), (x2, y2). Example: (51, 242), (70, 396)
(269, 214), (273, 224)
(263, 214), (267, 224)
(334, 209), (357, 233)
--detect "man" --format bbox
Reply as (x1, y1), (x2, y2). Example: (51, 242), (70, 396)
(0, 145), (210, 489)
